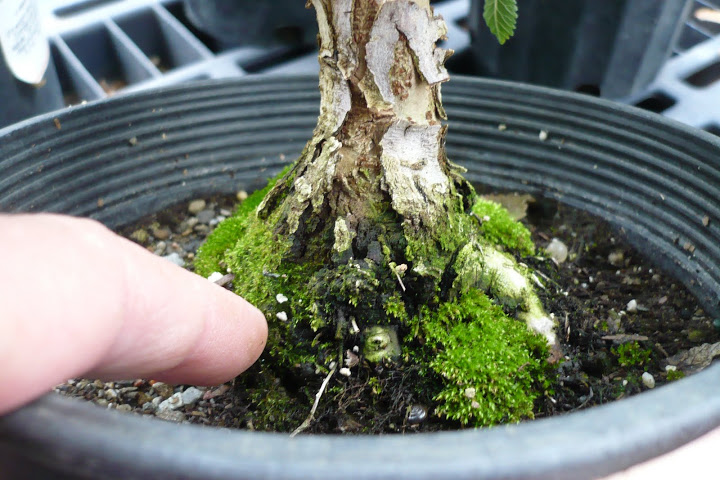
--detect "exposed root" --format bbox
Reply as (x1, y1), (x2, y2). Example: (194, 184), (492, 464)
(290, 362), (338, 437)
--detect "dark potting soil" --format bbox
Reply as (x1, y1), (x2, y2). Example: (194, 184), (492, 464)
(55, 192), (719, 433)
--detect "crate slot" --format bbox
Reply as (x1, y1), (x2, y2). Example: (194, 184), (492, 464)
(62, 23), (155, 94)
(702, 124), (720, 136)
(163, 1), (224, 53)
(114, 8), (207, 72)
(634, 92), (677, 113)
(50, 39), (105, 104)
(685, 60), (720, 87)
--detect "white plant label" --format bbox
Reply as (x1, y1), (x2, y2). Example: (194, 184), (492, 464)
(0, 0), (49, 85)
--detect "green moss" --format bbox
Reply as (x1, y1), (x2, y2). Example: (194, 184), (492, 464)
(666, 368), (685, 381)
(471, 198), (535, 256)
(413, 289), (551, 427)
(384, 292), (407, 321)
(194, 166), (290, 277)
(613, 342), (651, 368)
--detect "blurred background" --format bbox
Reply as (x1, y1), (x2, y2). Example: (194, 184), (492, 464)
(3, 0), (720, 133)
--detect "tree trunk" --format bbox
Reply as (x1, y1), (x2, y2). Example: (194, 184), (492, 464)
(258, 0), (474, 323)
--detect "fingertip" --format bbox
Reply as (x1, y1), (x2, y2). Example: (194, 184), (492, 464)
(146, 283), (269, 386)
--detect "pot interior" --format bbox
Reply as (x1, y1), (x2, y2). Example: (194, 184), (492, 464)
(0, 75), (719, 480)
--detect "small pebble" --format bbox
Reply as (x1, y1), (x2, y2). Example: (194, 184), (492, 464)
(277, 311), (288, 322)
(181, 387), (204, 406)
(236, 191), (248, 202)
(116, 404), (133, 412)
(207, 272), (224, 283)
(130, 229), (149, 243)
(163, 252), (185, 267)
(152, 382), (174, 399)
(545, 238), (568, 264)
(539, 130), (548, 141)
(276, 293), (288, 304)
(155, 410), (186, 423)
(153, 241), (167, 255)
(626, 299), (638, 314)
(608, 251), (624, 266)
(152, 227), (171, 240)
(196, 209), (215, 224)
(188, 199), (206, 214)
(407, 404), (428, 425)
(339, 367), (352, 377)
(158, 392), (184, 412)
(641, 372), (656, 389)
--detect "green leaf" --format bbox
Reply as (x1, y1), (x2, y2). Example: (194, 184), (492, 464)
(483, 0), (518, 45)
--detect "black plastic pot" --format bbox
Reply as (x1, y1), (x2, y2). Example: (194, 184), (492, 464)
(183, 0), (317, 48)
(0, 75), (719, 479)
(468, 0), (692, 99)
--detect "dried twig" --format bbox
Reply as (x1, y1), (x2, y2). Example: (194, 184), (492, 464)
(290, 362), (337, 437)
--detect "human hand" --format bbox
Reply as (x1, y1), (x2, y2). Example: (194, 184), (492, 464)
(0, 213), (267, 415)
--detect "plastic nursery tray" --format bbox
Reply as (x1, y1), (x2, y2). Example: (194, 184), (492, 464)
(33, 0), (720, 134)
(38, 0), (469, 105)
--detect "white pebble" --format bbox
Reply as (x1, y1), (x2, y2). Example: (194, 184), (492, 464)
(665, 365), (677, 372)
(207, 272), (224, 283)
(545, 238), (568, 264)
(158, 392), (184, 412)
(539, 130), (548, 141)
(163, 252), (185, 267)
(276, 311), (288, 322)
(181, 387), (203, 406)
(276, 293), (288, 304)
(626, 299), (638, 313)
(642, 372), (656, 389)
(339, 367), (351, 377)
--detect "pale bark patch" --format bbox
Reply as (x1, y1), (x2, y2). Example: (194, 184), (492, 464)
(366, 0), (449, 106)
(380, 121), (449, 225)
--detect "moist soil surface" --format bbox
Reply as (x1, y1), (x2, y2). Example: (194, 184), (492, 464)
(56, 191), (719, 433)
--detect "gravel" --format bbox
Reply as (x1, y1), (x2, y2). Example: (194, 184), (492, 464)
(188, 199), (206, 214)
(181, 387), (204, 406)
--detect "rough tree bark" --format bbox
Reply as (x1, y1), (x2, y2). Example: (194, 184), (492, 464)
(256, 0), (555, 352)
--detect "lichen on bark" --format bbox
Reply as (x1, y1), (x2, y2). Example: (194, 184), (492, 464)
(196, 0), (557, 428)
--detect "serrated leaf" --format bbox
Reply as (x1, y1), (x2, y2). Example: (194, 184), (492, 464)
(483, 0), (518, 45)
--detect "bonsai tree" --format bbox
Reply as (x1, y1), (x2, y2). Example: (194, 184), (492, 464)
(195, 0), (555, 430)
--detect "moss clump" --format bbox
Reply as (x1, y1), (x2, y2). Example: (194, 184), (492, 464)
(194, 167), (288, 278)
(613, 342), (652, 368)
(471, 198), (535, 256)
(195, 168), (554, 431)
(411, 289), (551, 426)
